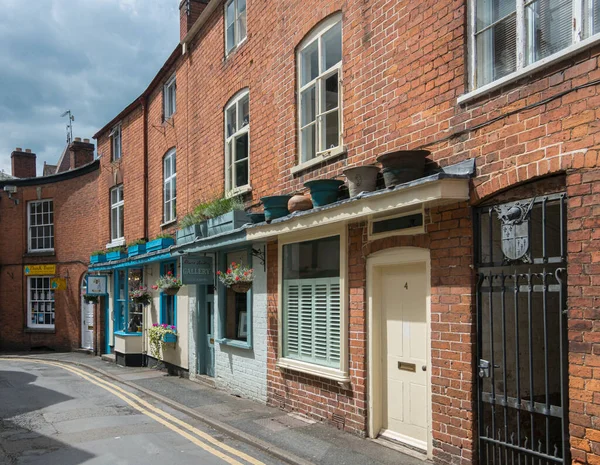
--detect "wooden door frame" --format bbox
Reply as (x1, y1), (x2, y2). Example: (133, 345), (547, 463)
(366, 247), (432, 457)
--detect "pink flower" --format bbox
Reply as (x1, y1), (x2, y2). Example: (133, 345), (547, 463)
(235, 276), (240, 281)
(243, 271), (248, 276)
(167, 271), (172, 276)
(152, 285), (158, 290)
(152, 323), (158, 327)
(226, 268), (232, 274)
(231, 262), (236, 266)
(217, 271), (221, 275)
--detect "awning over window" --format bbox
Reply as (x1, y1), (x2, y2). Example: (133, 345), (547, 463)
(88, 250), (173, 272)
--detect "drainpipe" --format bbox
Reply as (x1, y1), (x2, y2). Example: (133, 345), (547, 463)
(141, 96), (149, 240)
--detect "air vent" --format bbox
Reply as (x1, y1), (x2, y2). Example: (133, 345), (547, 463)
(372, 212), (423, 235)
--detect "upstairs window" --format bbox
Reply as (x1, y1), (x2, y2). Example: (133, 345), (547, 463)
(164, 75), (176, 120)
(163, 149), (177, 224)
(297, 15), (342, 163)
(110, 185), (124, 243)
(471, 0), (600, 89)
(28, 200), (54, 252)
(110, 124), (121, 161)
(225, 0), (247, 54)
(225, 90), (250, 193)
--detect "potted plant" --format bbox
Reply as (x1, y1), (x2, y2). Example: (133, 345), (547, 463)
(148, 323), (178, 362)
(376, 150), (429, 188)
(127, 239), (147, 257)
(176, 203), (209, 245)
(203, 196), (249, 236)
(129, 286), (152, 306)
(106, 246), (126, 261)
(217, 262), (254, 293)
(304, 179), (345, 207)
(343, 165), (380, 197)
(147, 234), (174, 253)
(153, 271), (183, 296)
(83, 294), (99, 304)
(261, 195), (292, 222)
(90, 250), (107, 264)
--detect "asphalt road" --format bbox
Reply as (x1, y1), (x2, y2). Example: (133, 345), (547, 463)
(0, 358), (284, 465)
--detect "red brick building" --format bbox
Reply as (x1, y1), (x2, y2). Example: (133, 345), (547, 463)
(0, 140), (100, 352)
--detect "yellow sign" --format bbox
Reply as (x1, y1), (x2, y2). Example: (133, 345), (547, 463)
(24, 264), (56, 276)
(50, 278), (67, 291)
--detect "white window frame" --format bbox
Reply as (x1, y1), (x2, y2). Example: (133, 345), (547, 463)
(296, 14), (343, 167)
(110, 185), (124, 244)
(163, 74), (176, 120)
(277, 225), (349, 383)
(27, 276), (55, 329)
(163, 149), (176, 224)
(224, 89), (251, 195)
(463, 0), (600, 102)
(28, 199), (54, 253)
(110, 124), (122, 161)
(224, 0), (247, 55)
(368, 207), (425, 241)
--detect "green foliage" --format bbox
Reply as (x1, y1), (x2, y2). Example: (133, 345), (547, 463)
(152, 233), (173, 240)
(106, 246), (126, 253)
(148, 324), (177, 362)
(201, 196), (244, 219)
(127, 239), (146, 247)
(91, 250), (106, 257)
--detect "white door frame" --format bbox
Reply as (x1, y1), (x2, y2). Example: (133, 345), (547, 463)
(81, 275), (94, 351)
(367, 247), (432, 458)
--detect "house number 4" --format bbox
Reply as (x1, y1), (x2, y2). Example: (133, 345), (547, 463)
(404, 282), (408, 290)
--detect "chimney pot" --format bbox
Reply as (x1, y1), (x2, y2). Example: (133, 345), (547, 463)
(83, 138), (90, 143)
(25, 148), (31, 153)
(75, 137), (82, 142)
(16, 147), (22, 152)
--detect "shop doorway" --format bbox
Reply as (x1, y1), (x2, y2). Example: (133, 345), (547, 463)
(197, 284), (215, 377)
(81, 275), (94, 351)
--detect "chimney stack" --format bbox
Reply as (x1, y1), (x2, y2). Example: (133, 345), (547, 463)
(179, 0), (209, 41)
(67, 137), (95, 170)
(11, 148), (36, 178)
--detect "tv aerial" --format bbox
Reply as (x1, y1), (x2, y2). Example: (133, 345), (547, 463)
(61, 110), (75, 144)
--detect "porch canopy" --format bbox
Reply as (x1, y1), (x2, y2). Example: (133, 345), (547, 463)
(88, 249), (174, 272)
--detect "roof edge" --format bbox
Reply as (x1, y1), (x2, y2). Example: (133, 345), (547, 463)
(0, 159), (100, 187)
(181, 0), (220, 49)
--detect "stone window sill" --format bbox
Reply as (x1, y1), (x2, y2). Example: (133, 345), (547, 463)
(290, 146), (347, 175)
(24, 327), (55, 334)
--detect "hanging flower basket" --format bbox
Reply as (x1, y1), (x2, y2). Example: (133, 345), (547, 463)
(231, 281), (252, 293)
(130, 286), (152, 306)
(83, 294), (99, 304)
(163, 287), (181, 296)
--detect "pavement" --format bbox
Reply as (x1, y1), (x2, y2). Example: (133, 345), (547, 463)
(0, 352), (427, 465)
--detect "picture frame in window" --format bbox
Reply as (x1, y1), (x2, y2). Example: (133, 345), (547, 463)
(237, 310), (247, 338)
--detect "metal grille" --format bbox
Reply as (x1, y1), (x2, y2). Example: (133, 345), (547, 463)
(475, 193), (569, 465)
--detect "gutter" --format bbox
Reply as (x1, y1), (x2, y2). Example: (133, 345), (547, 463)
(180, 0), (221, 53)
(0, 159), (100, 187)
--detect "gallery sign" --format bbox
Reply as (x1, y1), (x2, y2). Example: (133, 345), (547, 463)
(86, 275), (108, 295)
(181, 255), (214, 285)
(24, 264), (56, 276)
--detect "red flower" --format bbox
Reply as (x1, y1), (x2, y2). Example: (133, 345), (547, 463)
(231, 262), (236, 266)
(152, 285), (158, 290)
(235, 276), (240, 281)
(226, 268), (232, 274)
(167, 271), (172, 276)
(216, 271), (221, 275)
(243, 271), (248, 276)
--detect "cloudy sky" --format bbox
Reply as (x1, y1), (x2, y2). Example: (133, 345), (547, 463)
(0, 0), (180, 176)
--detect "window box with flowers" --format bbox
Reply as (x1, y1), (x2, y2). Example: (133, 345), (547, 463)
(148, 323), (178, 363)
(147, 234), (174, 253)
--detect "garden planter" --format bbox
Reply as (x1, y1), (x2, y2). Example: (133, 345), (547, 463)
(106, 250), (126, 261)
(304, 179), (345, 207)
(288, 194), (313, 213)
(146, 237), (174, 252)
(249, 213), (265, 224)
(343, 165), (380, 197)
(207, 210), (250, 236)
(127, 244), (146, 257)
(162, 333), (177, 343)
(163, 287), (180, 296)
(261, 195), (292, 222)
(176, 222), (207, 245)
(231, 282), (252, 293)
(377, 150), (428, 188)
(90, 254), (106, 264)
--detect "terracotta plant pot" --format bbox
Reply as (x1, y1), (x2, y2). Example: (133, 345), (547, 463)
(231, 281), (252, 293)
(304, 179), (345, 207)
(343, 165), (380, 197)
(163, 287), (180, 296)
(288, 193), (313, 213)
(376, 150), (429, 188)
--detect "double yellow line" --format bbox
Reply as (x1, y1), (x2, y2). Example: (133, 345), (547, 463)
(0, 358), (266, 465)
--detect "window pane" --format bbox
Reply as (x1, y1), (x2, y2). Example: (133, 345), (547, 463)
(583, 0), (600, 37)
(301, 125), (316, 161)
(300, 40), (319, 86)
(300, 85), (316, 126)
(525, 0), (572, 65)
(322, 21), (342, 71)
(111, 189), (117, 205)
(111, 208), (118, 239)
(165, 181), (171, 203)
(235, 160), (249, 187)
(226, 0), (235, 27)
(476, 14), (517, 86)
(118, 205), (124, 238)
(226, 105), (237, 136)
(235, 133), (249, 161)
(323, 110), (340, 150)
(227, 24), (235, 52)
(164, 156), (171, 178)
(283, 236), (340, 279)
(476, 0), (516, 31)
(239, 94), (250, 128)
(238, 5), (247, 42)
(322, 72), (339, 112)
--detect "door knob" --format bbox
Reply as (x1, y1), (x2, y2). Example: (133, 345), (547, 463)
(422, 365), (427, 371)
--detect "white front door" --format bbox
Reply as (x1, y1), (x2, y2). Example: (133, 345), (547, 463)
(81, 278), (94, 350)
(380, 262), (428, 450)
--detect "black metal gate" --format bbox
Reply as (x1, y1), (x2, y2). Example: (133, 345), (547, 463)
(475, 193), (569, 465)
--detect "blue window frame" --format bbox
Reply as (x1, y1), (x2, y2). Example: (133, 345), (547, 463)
(217, 248), (252, 349)
(114, 267), (145, 333)
(160, 261), (177, 327)
(115, 269), (127, 331)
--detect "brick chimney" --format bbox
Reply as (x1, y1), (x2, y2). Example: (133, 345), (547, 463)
(11, 148), (36, 178)
(68, 137), (95, 170)
(179, 0), (209, 41)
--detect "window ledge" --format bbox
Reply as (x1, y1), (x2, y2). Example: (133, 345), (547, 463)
(459, 34), (600, 105)
(290, 146), (347, 175)
(161, 219), (177, 229)
(277, 358), (350, 384)
(23, 251), (55, 258)
(216, 338), (252, 350)
(24, 327), (55, 334)
(224, 37), (248, 60)
(226, 185), (252, 198)
(106, 239), (125, 249)
(114, 331), (142, 337)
